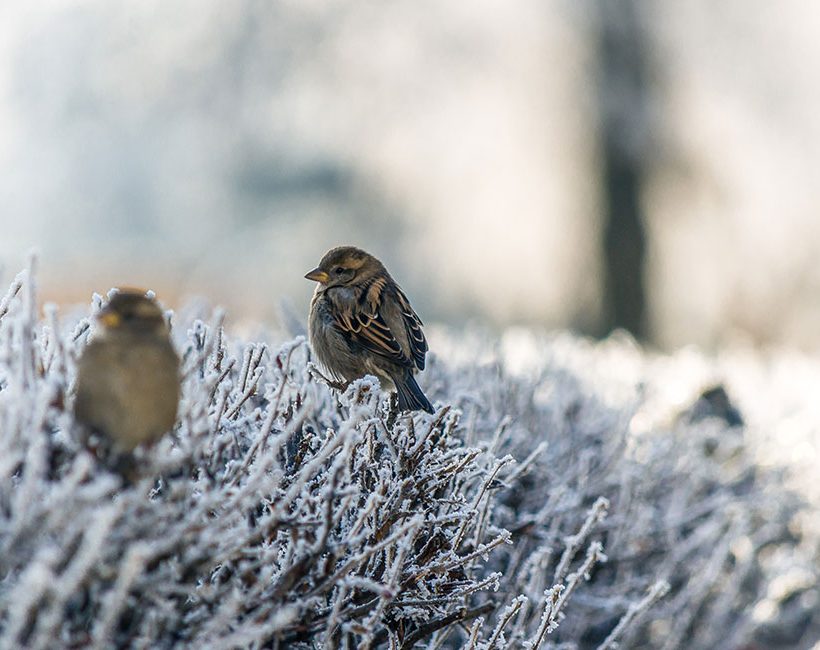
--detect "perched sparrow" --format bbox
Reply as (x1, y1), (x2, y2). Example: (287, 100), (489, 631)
(306, 246), (434, 413)
(74, 290), (181, 459)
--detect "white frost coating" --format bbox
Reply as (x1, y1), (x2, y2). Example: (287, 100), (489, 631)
(597, 580), (671, 650)
(0, 267), (816, 648)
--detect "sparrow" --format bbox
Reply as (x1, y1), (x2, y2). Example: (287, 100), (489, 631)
(74, 290), (181, 462)
(305, 246), (434, 413)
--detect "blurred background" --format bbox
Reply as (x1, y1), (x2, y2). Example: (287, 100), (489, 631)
(1, 0), (820, 350)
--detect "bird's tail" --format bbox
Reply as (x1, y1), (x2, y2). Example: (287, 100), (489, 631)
(393, 370), (434, 414)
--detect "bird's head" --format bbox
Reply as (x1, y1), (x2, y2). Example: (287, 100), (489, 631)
(305, 246), (386, 289)
(96, 290), (168, 337)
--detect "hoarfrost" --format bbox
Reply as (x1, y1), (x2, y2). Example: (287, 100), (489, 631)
(0, 269), (817, 648)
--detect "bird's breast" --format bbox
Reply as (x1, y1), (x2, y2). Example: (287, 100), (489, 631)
(311, 293), (337, 327)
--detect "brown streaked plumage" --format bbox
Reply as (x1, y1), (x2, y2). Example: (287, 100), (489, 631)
(306, 246), (434, 413)
(74, 290), (180, 459)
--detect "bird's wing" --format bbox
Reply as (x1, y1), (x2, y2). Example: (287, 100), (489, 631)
(394, 287), (428, 370)
(332, 277), (422, 369)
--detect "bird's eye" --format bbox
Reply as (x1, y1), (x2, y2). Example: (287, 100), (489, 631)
(334, 266), (345, 275)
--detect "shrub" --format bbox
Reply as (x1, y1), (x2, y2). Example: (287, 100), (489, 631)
(0, 263), (816, 648)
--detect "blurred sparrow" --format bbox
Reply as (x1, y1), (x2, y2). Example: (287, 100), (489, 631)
(306, 246), (434, 413)
(74, 290), (180, 463)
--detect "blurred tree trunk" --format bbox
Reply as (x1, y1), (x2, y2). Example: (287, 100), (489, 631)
(595, 0), (651, 340)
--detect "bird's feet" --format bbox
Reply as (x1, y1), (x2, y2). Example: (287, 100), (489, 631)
(308, 365), (350, 392)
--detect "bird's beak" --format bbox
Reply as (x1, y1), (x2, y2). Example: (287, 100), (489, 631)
(305, 268), (330, 283)
(98, 308), (122, 328)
